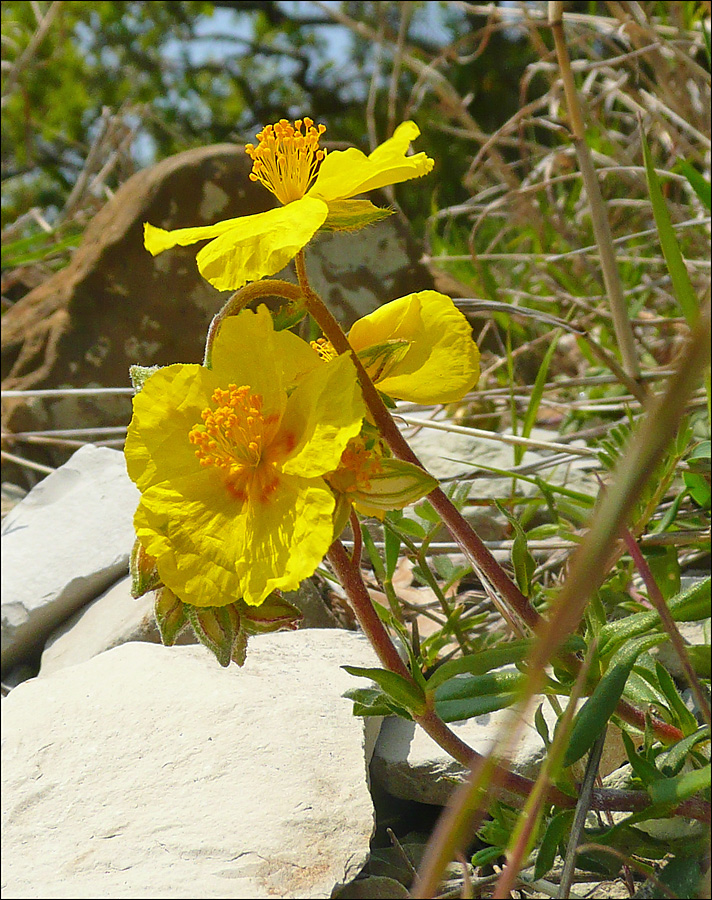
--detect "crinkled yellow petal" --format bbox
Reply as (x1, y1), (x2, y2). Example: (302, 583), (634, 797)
(134, 471), (335, 607)
(280, 352), (365, 479)
(196, 197), (328, 291)
(125, 363), (222, 493)
(309, 121), (434, 203)
(209, 306), (308, 413)
(349, 291), (480, 404)
(144, 217), (249, 256)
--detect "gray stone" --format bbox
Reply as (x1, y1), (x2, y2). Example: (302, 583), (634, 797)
(1, 445), (139, 674)
(2, 632), (381, 899)
(38, 574), (198, 677)
(372, 697), (626, 806)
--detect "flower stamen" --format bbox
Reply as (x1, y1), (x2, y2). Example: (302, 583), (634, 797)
(245, 118), (327, 205)
(189, 384), (280, 501)
(310, 336), (339, 362)
(327, 436), (384, 496)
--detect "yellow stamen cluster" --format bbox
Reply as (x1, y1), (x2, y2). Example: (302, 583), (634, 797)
(328, 436), (384, 496)
(310, 337), (339, 362)
(189, 385), (279, 500)
(245, 118), (327, 206)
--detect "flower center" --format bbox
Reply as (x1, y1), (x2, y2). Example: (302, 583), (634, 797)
(245, 118), (327, 205)
(189, 384), (281, 502)
(310, 337), (339, 362)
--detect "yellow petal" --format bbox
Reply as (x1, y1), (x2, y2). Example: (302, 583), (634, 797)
(143, 217), (249, 256)
(309, 121), (433, 202)
(280, 352), (365, 479)
(134, 472), (335, 607)
(210, 306), (312, 412)
(349, 291), (480, 404)
(125, 363), (221, 493)
(196, 197), (328, 291)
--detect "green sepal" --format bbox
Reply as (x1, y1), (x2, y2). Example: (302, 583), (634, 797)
(239, 593), (303, 635)
(350, 458), (438, 514)
(154, 586), (188, 646)
(185, 602), (246, 668)
(356, 339), (410, 382)
(130, 538), (162, 598)
(320, 199), (393, 232)
(271, 299), (307, 332)
(129, 364), (161, 393)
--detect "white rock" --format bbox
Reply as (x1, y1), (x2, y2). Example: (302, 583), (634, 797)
(1, 446), (139, 673)
(39, 575), (198, 677)
(372, 699), (626, 806)
(2, 631), (381, 899)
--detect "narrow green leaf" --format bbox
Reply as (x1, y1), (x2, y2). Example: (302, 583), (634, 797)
(564, 634), (667, 767)
(426, 641), (532, 690)
(621, 731), (665, 785)
(342, 665), (427, 715)
(518, 330), (561, 466)
(534, 810), (573, 881)
(641, 128), (699, 325)
(648, 764), (711, 807)
(655, 662), (700, 736)
(675, 160), (712, 211)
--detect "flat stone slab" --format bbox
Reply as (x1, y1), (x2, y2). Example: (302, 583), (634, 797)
(2, 631), (382, 899)
(1, 445), (139, 673)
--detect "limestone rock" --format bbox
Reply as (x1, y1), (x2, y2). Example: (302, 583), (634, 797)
(2, 632), (381, 899)
(38, 574), (198, 677)
(371, 699), (626, 807)
(1, 445), (139, 674)
(2, 143), (433, 472)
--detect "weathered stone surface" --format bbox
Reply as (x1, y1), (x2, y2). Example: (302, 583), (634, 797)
(2, 632), (382, 899)
(38, 575), (198, 677)
(38, 573), (345, 678)
(1, 445), (138, 674)
(2, 143), (434, 470)
(371, 698), (626, 806)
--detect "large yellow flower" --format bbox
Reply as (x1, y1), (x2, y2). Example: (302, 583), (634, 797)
(143, 118), (434, 291)
(124, 306), (364, 608)
(314, 290), (480, 405)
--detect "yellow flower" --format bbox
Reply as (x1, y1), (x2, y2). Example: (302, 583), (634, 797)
(319, 290), (480, 405)
(124, 305), (364, 608)
(143, 119), (434, 291)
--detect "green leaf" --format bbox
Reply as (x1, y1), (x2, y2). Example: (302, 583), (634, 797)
(655, 662), (700, 736)
(684, 441), (711, 508)
(648, 764), (711, 807)
(534, 810), (573, 881)
(598, 576), (711, 657)
(342, 665), (427, 716)
(517, 329), (561, 466)
(495, 501), (535, 597)
(642, 546), (680, 601)
(686, 645), (712, 678)
(641, 128), (699, 325)
(621, 730), (665, 785)
(657, 727), (711, 778)
(426, 640), (531, 690)
(434, 669), (524, 722)
(564, 634), (667, 767)
(343, 686), (411, 719)
(675, 160), (712, 211)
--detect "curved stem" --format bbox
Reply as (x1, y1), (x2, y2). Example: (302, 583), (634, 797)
(203, 279), (303, 367)
(296, 250), (688, 746)
(294, 252), (539, 634)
